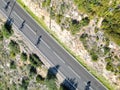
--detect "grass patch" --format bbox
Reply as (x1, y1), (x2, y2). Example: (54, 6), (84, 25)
(17, 0), (115, 90)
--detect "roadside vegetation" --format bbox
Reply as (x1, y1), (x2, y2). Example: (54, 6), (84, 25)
(0, 19), (74, 90)
(16, 0), (118, 89)
(2, 24), (13, 38)
(74, 0), (120, 45)
(15, 0), (120, 90)
(9, 40), (20, 58)
(20, 52), (27, 61)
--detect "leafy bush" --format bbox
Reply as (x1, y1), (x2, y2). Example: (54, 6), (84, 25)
(9, 40), (20, 56)
(29, 66), (37, 77)
(36, 74), (44, 83)
(10, 60), (16, 69)
(2, 25), (13, 38)
(29, 53), (43, 67)
(90, 50), (98, 61)
(21, 77), (30, 89)
(80, 33), (88, 41)
(80, 17), (90, 26)
(70, 18), (89, 34)
(106, 62), (114, 71)
(21, 52), (27, 61)
(42, 0), (51, 7)
(104, 46), (110, 55)
(55, 14), (63, 24)
(69, 19), (81, 34)
(105, 57), (112, 63)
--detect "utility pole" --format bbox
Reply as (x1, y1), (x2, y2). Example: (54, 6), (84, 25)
(8, 0), (17, 18)
(5, 0), (17, 30)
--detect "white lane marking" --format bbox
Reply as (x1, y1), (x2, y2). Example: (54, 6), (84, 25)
(68, 66), (81, 79)
(53, 51), (65, 64)
(41, 39), (51, 49)
(13, 11), (36, 35)
(0, 7), (78, 90)
(1, 1), (107, 90)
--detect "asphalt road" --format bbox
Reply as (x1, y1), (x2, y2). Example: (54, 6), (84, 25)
(0, 0), (107, 90)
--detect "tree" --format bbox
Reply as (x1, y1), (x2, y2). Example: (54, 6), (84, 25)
(29, 53), (43, 67)
(29, 66), (37, 77)
(2, 24), (13, 38)
(21, 76), (30, 89)
(36, 74), (44, 83)
(21, 52), (27, 61)
(9, 40), (20, 57)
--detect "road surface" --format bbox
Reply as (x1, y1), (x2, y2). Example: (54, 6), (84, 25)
(0, 0), (107, 90)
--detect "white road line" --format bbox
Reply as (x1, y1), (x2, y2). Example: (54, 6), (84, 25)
(0, 6), (78, 90)
(13, 11), (36, 35)
(53, 51), (65, 64)
(41, 39), (51, 49)
(68, 66), (81, 79)
(3, 1), (107, 89)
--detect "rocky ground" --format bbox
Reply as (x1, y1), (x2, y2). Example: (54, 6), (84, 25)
(21, 0), (120, 89)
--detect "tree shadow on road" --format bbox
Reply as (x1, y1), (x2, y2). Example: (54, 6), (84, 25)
(46, 65), (60, 80)
(60, 78), (78, 90)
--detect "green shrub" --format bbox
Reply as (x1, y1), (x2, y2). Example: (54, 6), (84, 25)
(91, 53), (98, 61)
(29, 53), (43, 67)
(21, 77), (30, 89)
(36, 74), (44, 83)
(42, 0), (51, 7)
(104, 46), (110, 55)
(10, 61), (16, 69)
(21, 52), (27, 61)
(2, 25), (13, 38)
(29, 66), (37, 77)
(80, 33), (88, 41)
(105, 57), (112, 62)
(9, 40), (20, 56)
(69, 19), (82, 34)
(80, 17), (90, 26)
(55, 14), (63, 24)
(90, 50), (98, 61)
(106, 62), (114, 71)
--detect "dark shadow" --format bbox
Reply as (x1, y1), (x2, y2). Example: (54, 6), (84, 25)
(84, 81), (91, 90)
(4, 1), (10, 10)
(35, 35), (42, 46)
(4, 18), (14, 31)
(60, 78), (78, 90)
(46, 65), (60, 80)
(19, 20), (26, 30)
